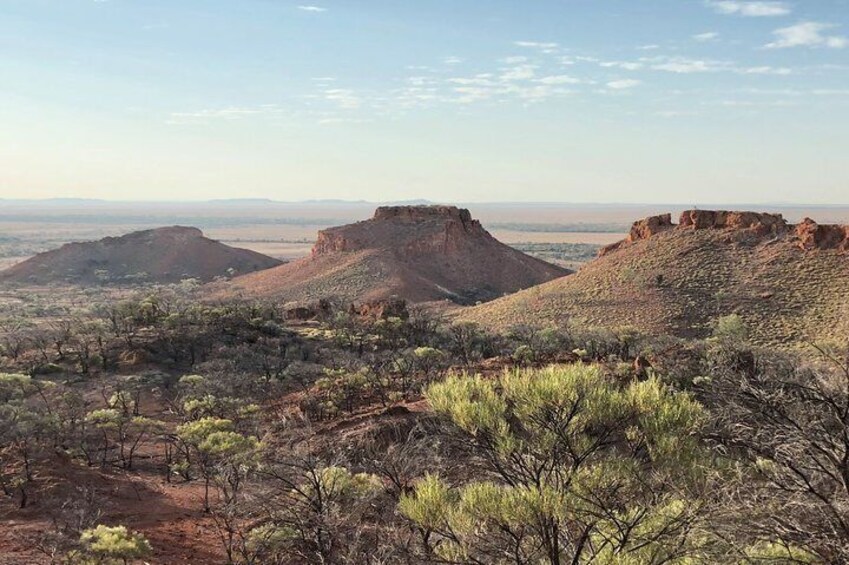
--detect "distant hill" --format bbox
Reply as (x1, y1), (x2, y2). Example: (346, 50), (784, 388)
(219, 206), (569, 305)
(461, 210), (849, 347)
(0, 226), (282, 285)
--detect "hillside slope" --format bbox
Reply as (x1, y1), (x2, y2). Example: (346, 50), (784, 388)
(0, 226), (282, 285)
(220, 206), (569, 304)
(461, 210), (849, 347)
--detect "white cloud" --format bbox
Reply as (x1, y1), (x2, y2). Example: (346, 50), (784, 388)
(408, 76), (437, 86)
(649, 58), (721, 73)
(741, 66), (792, 75)
(448, 75), (496, 86)
(707, 1), (791, 17)
(500, 56), (528, 64)
(600, 61), (644, 70)
(812, 89), (849, 95)
(536, 75), (583, 85)
(644, 56), (791, 75)
(167, 105), (287, 125)
(607, 79), (642, 89)
(444, 56), (464, 65)
(693, 32), (720, 42)
(298, 5), (327, 12)
(656, 110), (697, 118)
(324, 89), (361, 109)
(514, 41), (559, 53)
(766, 22), (848, 49)
(637, 44), (661, 51)
(500, 64), (537, 81)
(452, 86), (494, 104)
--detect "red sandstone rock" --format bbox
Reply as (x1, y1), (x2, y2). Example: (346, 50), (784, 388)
(598, 214), (674, 257)
(679, 210), (788, 235)
(796, 218), (849, 251)
(352, 298), (410, 320)
(629, 214), (674, 242)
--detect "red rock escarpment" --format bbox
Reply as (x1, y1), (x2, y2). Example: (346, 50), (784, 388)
(600, 210), (849, 256)
(312, 205), (488, 257)
(796, 218), (849, 251)
(678, 210), (788, 236)
(599, 214), (674, 256)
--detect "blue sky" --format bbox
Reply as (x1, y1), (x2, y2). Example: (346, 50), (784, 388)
(1, 0), (848, 204)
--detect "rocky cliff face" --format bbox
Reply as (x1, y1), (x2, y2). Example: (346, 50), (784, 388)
(678, 210), (788, 235)
(373, 205), (474, 224)
(796, 218), (849, 251)
(312, 205), (489, 257)
(629, 213), (674, 242)
(600, 210), (849, 256)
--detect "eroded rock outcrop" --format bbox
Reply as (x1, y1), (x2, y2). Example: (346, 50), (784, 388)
(600, 210), (848, 256)
(629, 213), (675, 242)
(599, 214), (674, 256)
(679, 210), (788, 236)
(796, 218), (849, 251)
(313, 205), (490, 257)
(352, 298), (410, 320)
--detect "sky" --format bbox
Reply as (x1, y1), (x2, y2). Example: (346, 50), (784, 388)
(1, 0), (848, 204)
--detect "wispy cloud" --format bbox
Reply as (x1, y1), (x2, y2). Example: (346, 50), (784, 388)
(324, 89), (361, 109)
(298, 5), (327, 12)
(693, 32), (720, 42)
(167, 105), (288, 125)
(514, 41), (559, 53)
(766, 22), (848, 49)
(500, 64), (537, 81)
(600, 61), (644, 71)
(607, 79), (642, 90)
(813, 89), (849, 96)
(706, 1), (791, 17)
(536, 75), (584, 85)
(443, 56), (464, 65)
(645, 56), (791, 75)
(656, 110), (698, 118)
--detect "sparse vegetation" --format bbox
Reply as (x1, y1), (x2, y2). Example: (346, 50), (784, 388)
(2, 208), (849, 563)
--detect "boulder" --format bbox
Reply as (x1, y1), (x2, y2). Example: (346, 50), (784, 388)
(628, 214), (674, 242)
(353, 298), (410, 320)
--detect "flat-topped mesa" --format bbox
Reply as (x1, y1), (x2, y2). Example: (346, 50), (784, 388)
(229, 205), (568, 305)
(678, 210), (788, 236)
(312, 205), (488, 256)
(796, 218), (849, 251)
(100, 226), (204, 245)
(373, 205), (473, 224)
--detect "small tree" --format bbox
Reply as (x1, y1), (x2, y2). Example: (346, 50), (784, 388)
(176, 417), (257, 513)
(400, 364), (713, 564)
(78, 524), (151, 565)
(713, 314), (748, 342)
(255, 459), (383, 564)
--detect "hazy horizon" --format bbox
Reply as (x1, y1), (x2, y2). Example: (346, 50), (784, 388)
(2, 1), (848, 204)
(4, 196), (849, 207)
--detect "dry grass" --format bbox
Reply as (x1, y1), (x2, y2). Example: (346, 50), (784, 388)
(461, 228), (849, 348)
